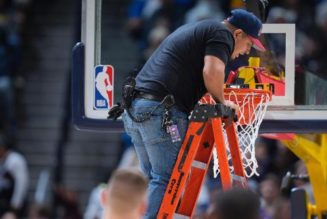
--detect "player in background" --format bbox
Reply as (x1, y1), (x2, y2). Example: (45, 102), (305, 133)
(101, 168), (148, 219)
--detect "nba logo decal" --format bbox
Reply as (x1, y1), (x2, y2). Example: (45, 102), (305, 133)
(94, 65), (114, 110)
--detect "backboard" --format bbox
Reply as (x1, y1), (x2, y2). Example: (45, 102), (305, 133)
(72, 0), (327, 132)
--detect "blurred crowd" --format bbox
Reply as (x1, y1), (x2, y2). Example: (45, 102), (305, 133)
(0, 0), (29, 140)
(0, 0), (30, 219)
(0, 0), (85, 218)
(126, 0), (327, 80)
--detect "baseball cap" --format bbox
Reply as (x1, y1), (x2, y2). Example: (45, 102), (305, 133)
(227, 9), (266, 51)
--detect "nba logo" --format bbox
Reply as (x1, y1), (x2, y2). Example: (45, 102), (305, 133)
(94, 65), (114, 110)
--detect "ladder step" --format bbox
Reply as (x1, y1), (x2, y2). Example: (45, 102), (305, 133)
(191, 160), (207, 170)
(174, 214), (190, 219)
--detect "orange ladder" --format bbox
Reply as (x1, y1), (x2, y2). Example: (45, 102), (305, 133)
(157, 103), (247, 219)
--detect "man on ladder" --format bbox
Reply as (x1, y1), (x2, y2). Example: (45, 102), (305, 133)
(121, 9), (265, 218)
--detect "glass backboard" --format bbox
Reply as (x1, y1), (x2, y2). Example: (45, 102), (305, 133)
(72, 0), (327, 132)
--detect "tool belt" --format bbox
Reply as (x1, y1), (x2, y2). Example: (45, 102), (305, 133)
(108, 77), (175, 122)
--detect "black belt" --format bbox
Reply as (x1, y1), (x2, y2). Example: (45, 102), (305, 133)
(135, 91), (165, 102)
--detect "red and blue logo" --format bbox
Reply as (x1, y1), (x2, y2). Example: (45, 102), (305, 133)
(94, 65), (114, 110)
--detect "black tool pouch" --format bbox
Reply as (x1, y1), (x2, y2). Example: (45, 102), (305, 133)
(108, 76), (136, 120)
(121, 76), (136, 109)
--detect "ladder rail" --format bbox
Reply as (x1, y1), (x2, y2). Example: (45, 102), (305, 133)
(211, 118), (233, 190)
(225, 122), (247, 187)
(157, 122), (211, 219)
(177, 122), (215, 216)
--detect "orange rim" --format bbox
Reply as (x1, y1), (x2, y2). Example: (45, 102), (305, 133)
(200, 88), (272, 125)
(224, 88), (271, 125)
(224, 88), (272, 104)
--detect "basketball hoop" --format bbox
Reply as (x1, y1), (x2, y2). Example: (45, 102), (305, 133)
(199, 88), (272, 177)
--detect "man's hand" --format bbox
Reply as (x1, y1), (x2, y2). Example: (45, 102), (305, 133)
(224, 100), (239, 114)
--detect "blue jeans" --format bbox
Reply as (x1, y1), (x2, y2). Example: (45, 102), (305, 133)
(122, 98), (189, 219)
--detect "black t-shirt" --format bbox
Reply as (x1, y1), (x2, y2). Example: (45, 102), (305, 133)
(135, 19), (235, 113)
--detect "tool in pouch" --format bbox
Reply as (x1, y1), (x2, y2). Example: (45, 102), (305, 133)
(108, 76), (136, 120)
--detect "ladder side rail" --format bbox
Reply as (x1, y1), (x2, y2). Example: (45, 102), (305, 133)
(177, 123), (215, 216)
(157, 121), (210, 219)
(224, 121), (247, 187)
(211, 117), (233, 190)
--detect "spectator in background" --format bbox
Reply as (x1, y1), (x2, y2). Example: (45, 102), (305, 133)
(292, 160), (314, 203)
(0, 26), (17, 138)
(184, 0), (224, 24)
(126, 0), (148, 41)
(0, 0), (29, 139)
(84, 184), (105, 219)
(84, 133), (140, 219)
(126, 0), (194, 55)
(54, 186), (83, 219)
(253, 137), (279, 182)
(101, 168), (148, 219)
(142, 22), (170, 61)
(309, 0), (327, 79)
(0, 134), (29, 218)
(28, 204), (51, 219)
(273, 141), (298, 177)
(117, 133), (139, 169)
(282, 0), (315, 32)
(272, 197), (291, 219)
(84, 132), (140, 219)
(206, 188), (261, 219)
(259, 174), (281, 219)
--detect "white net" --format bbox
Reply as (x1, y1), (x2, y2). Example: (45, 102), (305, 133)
(199, 89), (271, 178)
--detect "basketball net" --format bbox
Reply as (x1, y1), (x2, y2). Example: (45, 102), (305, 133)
(199, 88), (271, 178)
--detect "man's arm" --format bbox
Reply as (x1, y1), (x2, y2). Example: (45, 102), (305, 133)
(203, 55), (239, 112)
(203, 55), (226, 104)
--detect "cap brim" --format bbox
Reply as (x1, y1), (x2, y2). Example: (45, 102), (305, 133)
(248, 35), (266, 52)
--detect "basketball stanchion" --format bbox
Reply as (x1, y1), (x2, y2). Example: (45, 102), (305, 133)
(267, 133), (327, 219)
(157, 88), (272, 219)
